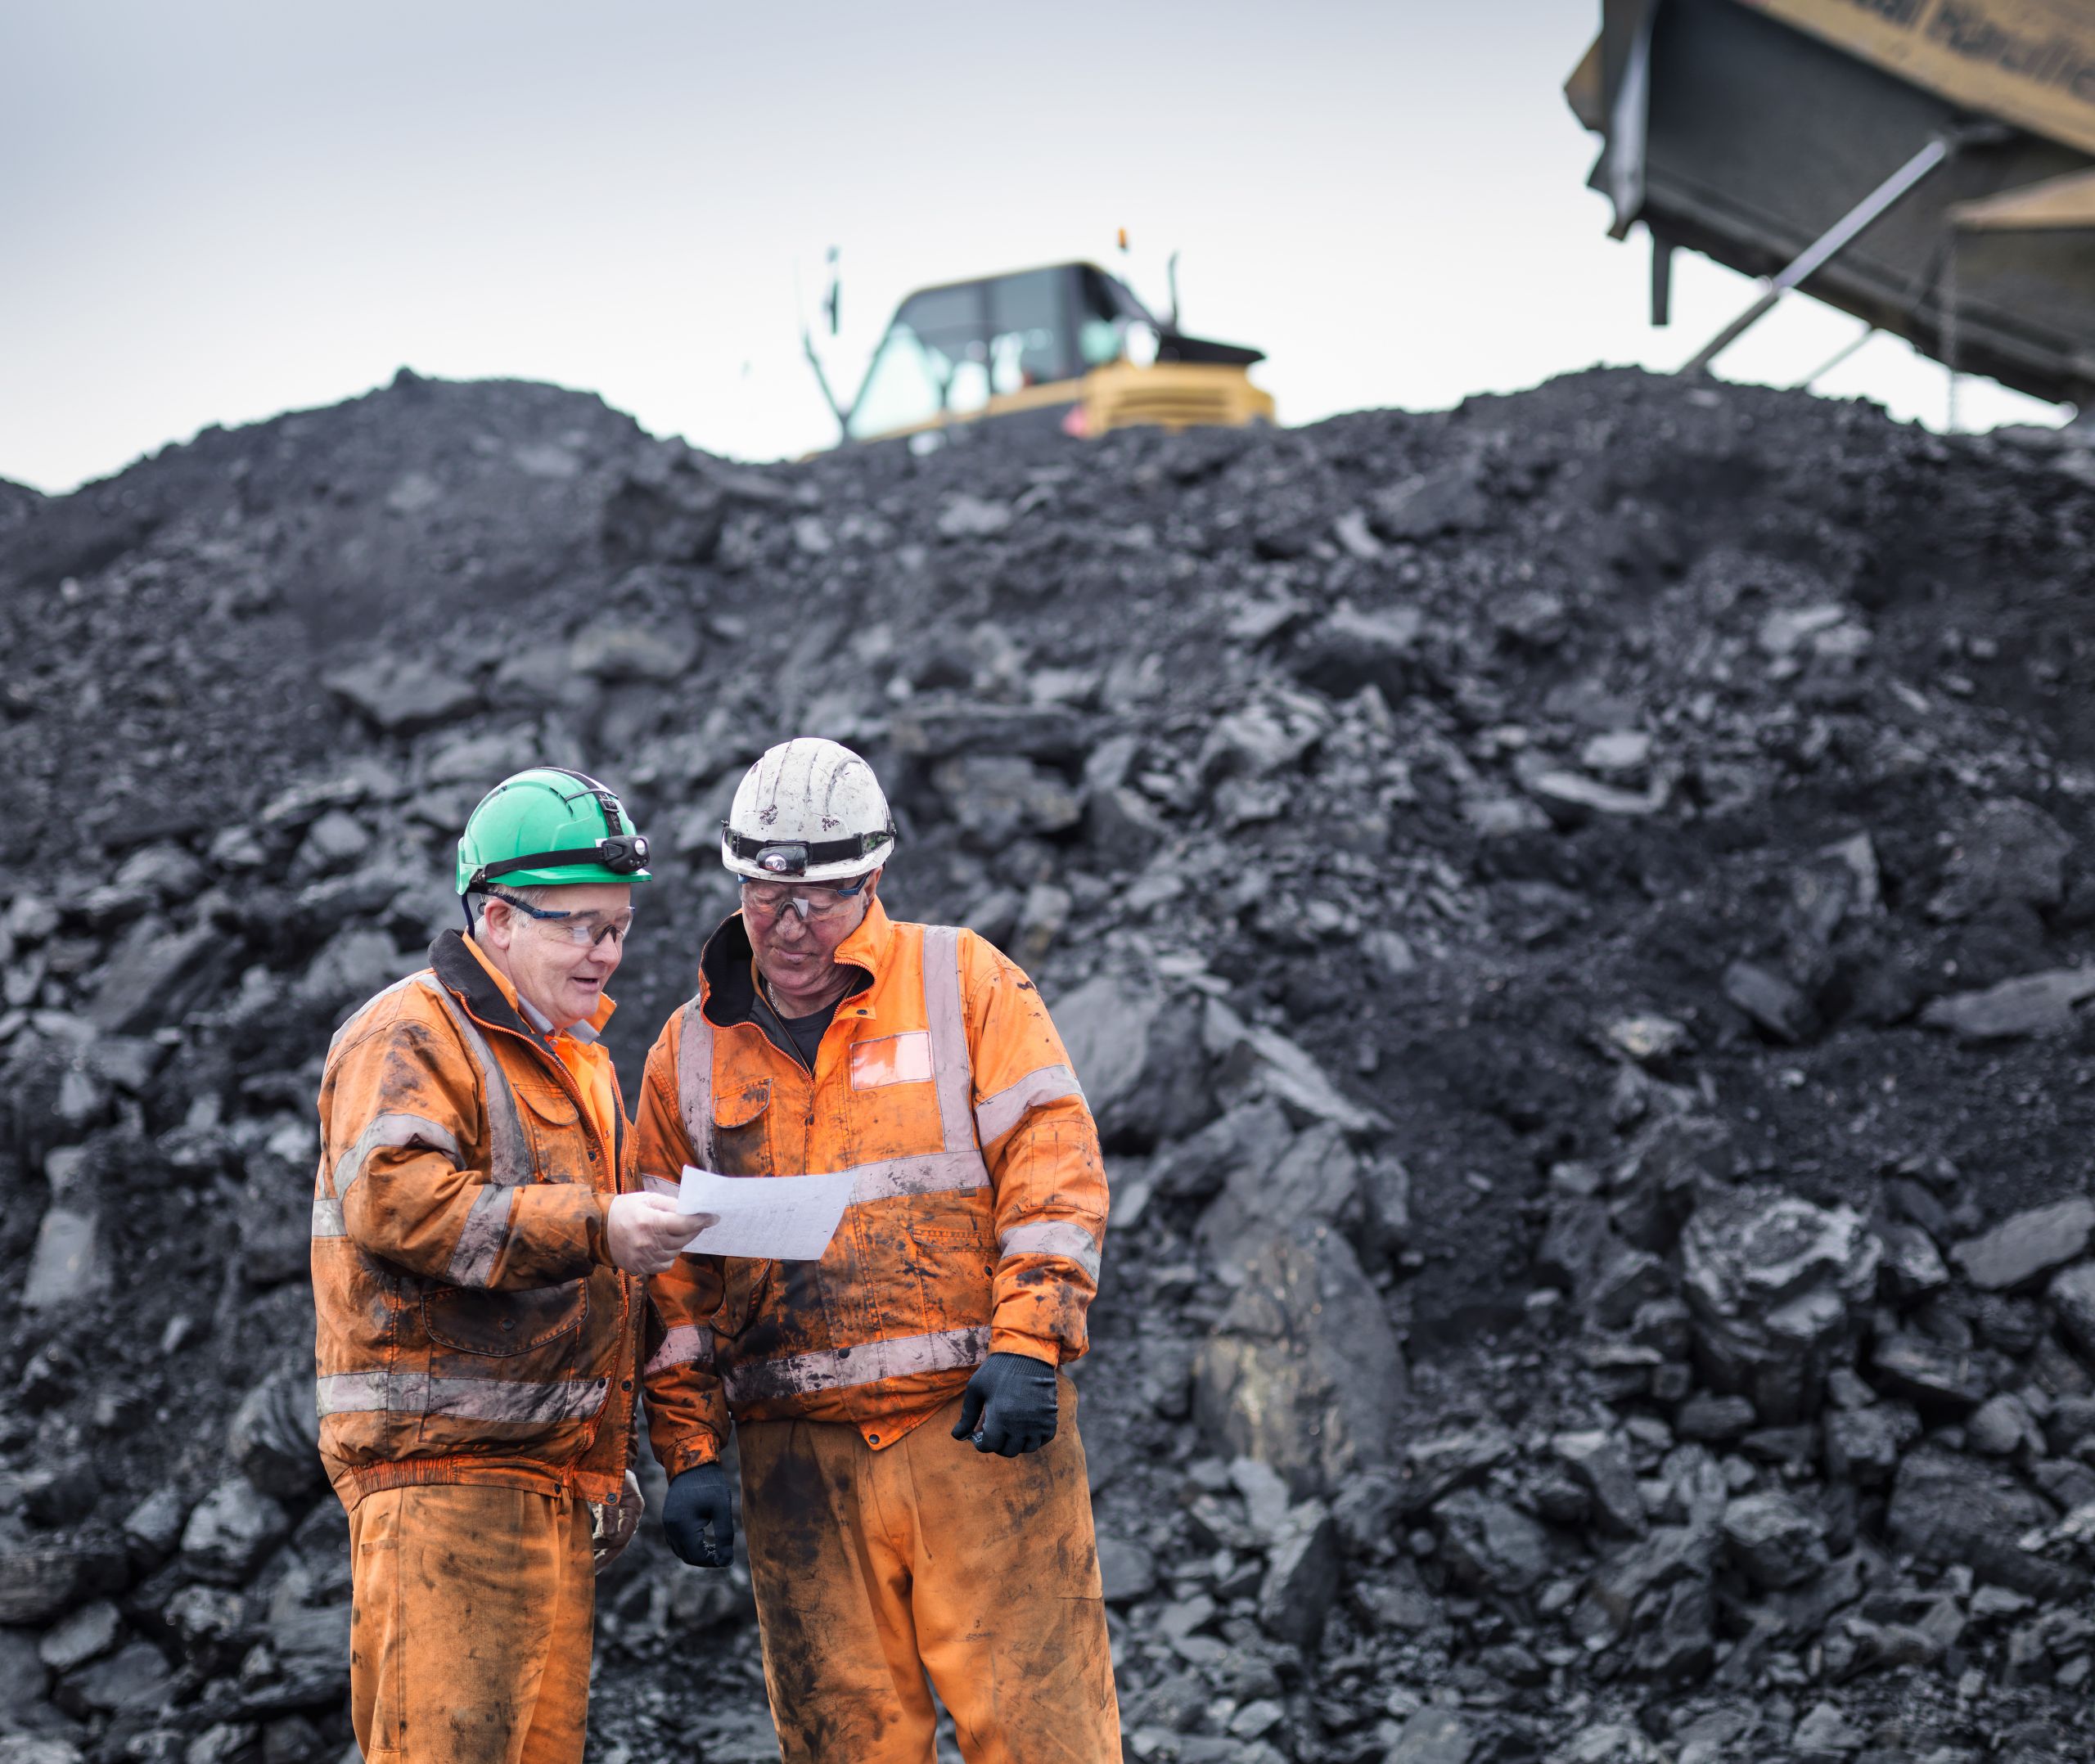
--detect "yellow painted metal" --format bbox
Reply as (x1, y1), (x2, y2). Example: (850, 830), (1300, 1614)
(1079, 361), (1277, 435)
(1737, 0), (2095, 159)
(852, 362), (1273, 445)
(1952, 161), (2095, 226)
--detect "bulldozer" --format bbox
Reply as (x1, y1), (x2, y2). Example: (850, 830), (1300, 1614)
(804, 259), (1275, 446)
(1567, 0), (2095, 407)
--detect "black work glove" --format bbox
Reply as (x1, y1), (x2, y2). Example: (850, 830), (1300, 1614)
(662, 1464), (735, 1568)
(953, 1352), (1059, 1456)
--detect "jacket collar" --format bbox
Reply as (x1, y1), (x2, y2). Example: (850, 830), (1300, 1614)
(431, 929), (617, 1047)
(698, 895), (892, 1031)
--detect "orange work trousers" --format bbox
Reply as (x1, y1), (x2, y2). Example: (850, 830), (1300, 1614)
(738, 1378), (1122, 1763)
(347, 1483), (595, 1764)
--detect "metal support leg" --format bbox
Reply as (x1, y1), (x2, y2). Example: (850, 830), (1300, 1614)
(1651, 227), (1674, 328)
(1678, 137), (1951, 376)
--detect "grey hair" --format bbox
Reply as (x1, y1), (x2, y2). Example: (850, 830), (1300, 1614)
(468, 884), (554, 936)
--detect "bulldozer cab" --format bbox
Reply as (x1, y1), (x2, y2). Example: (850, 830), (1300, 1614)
(840, 261), (1269, 443)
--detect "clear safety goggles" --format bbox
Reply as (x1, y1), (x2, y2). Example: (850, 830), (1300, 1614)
(739, 875), (869, 925)
(489, 889), (634, 949)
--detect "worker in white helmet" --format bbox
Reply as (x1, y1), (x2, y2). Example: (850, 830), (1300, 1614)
(638, 737), (1120, 1761)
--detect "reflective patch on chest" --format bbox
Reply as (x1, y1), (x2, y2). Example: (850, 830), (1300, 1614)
(849, 1031), (935, 1090)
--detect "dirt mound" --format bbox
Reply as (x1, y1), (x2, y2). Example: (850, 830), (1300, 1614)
(8, 369), (2095, 1762)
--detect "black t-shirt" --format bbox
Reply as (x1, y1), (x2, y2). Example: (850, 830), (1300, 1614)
(775, 997), (841, 1070)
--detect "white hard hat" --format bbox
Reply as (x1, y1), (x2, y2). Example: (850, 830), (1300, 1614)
(721, 738), (897, 884)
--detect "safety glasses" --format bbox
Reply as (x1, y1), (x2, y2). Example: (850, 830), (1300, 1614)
(489, 889), (634, 949)
(739, 876), (869, 925)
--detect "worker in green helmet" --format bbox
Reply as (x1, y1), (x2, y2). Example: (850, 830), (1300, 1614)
(310, 767), (709, 1764)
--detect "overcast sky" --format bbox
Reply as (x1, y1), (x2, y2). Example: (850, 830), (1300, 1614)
(0, 1), (2066, 495)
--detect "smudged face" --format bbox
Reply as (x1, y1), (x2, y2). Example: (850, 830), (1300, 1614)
(478, 882), (631, 1029)
(745, 870), (879, 1017)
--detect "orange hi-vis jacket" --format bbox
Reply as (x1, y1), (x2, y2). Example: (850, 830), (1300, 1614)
(638, 899), (1107, 1475)
(311, 929), (643, 1512)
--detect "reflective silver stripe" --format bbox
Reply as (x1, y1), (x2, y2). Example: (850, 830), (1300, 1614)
(974, 1062), (1084, 1146)
(330, 972), (421, 1056)
(847, 1150), (989, 1203)
(920, 925), (977, 1158)
(998, 1219), (1102, 1282)
(312, 1198), (346, 1238)
(677, 998), (714, 1167)
(646, 1324), (714, 1376)
(722, 1325), (989, 1405)
(333, 1112), (462, 1200)
(315, 1370), (610, 1424)
(445, 1183), (515, 1287)
(416, 977), (530, 1185)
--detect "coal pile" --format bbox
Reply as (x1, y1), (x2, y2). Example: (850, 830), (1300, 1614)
(9, 366), (2095, 1763)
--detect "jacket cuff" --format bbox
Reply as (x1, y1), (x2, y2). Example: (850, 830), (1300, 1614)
(989, 1325), (1067, 1365)
(659, 1433), (723, 1478)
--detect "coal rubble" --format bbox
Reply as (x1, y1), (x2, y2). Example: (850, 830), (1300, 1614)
(11, 367), (2095, 1762)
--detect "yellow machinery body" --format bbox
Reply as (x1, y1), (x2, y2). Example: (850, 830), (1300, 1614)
(837, 261), (1273, 445)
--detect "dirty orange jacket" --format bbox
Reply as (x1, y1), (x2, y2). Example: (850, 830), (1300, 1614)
(311, 929), (642, 1511)
(638, 899), (1107, 1474)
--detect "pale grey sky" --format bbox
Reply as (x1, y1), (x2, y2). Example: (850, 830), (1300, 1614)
(0, 1), (2064, 494)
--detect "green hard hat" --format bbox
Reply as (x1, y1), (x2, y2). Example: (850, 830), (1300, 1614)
(456, 767), (652, 896)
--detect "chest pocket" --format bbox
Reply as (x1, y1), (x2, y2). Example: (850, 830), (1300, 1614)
(519, 1084), (587, 1178)
(710, 1079), (773, 1178)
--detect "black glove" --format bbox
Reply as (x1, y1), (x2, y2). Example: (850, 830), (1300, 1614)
(953, 1352), (1059, 1456)
(662, 1464), (735, 1568)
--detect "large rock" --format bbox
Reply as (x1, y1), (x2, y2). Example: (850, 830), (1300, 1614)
(1719, 1492), (1828, 1590)
(1868, 1330), (1989, 1409)
(0, 1627), (50, 1729)
(890, 699), (1088, 763)
(1552, 1430), (1647, 1538)
(228, 1372), (324, 1501)
(1570, 1526), (1716, 1648)
(2048, 1261), (2095, 1361)
(931, 755), (1081, 849)
(1679, 1185), (1878, 1424)
(1886, 1447), (2084, 1601)
(1196, 1123), (1359, 1274)
(1290, 602), (1422, 701)
(1194, 1226), (1404, 1497)
(1257, 1504), (1339, 1650)
(1822, 1404), (1919, 1486)
(1052, 973), (1213, 1148)
(1149, 1101), (1295, 1203)
(1922, 969), (2095, 1042)
(1203, 999), (1384, 1135)
(20, 1208), (105, 1312)
(1386, 1708), (1476, 1764)
(1368, 457), (1490, 540)
(56, 1639), (169, 1717)
(1927, 798), (2073, 920)
(1949, 1198), (2095, 1290)
(0, 1534), (128, 1625)
(1431, 1489), (1553, 1595)
(322, 659), (479, 734)
(87, 918), (228, 1034)
(180, 1478), (291, 1584)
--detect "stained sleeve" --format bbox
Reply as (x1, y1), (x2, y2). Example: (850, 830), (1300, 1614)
(635, 1012), (730, 1474)
(321, 1007), (610, 1290)
(960, 934), (1107, 1365)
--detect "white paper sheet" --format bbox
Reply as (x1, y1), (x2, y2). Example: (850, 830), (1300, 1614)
(675, 1165), (854, 1262)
